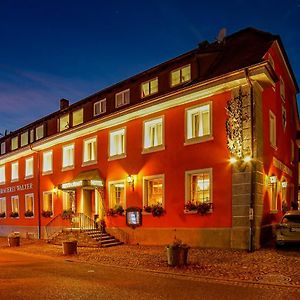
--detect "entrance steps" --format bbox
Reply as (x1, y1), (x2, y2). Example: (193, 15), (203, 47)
(48, 229), (123, 248)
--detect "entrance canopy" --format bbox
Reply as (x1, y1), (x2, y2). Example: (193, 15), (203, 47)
(58, 169), (104, 190)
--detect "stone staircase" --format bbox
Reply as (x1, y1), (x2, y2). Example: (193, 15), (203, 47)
(48, 229), (123, 248)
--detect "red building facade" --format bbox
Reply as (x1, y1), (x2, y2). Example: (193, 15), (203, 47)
(0, 28), (298, 249)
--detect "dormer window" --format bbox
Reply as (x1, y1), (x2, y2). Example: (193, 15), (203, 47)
(21, 131), (29, 147)
(141, 78), (158, 98)
(171, 65), (191, 87)
(11, 136), (18, 151)
(59, 114), (70, 132)
(94, 99), (106, 116)
(72, 109), (83, 127)
(115, 89), (130, 108)
(36, 125), (44, 140)
(0, 142), (5, 155)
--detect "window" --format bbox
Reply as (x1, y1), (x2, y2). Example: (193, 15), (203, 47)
(143, 117), (164, 152)
(141, 78), (158, 98)
(11, 161), (19, 181)
(269, 176), (278, 212)
(185, 169), (212, 205)
(42, 151), (53, 174)
(21, 132), (29, 147)
(62, 144), (74, 169)
(171, 65), (191, 87)
(109, 180), (126, 209)
(83, 137), (97, 164)
(11, 196), (19, 214)
(109, 128), (126, 158)
(0, 166), (5, 184)
(115, 89), (130, 108)
(0, 142), (5, 155)
(186, 103), (211, 143)
(282, 106), (287, 131)
(0, 197), (6, 216)
(36, 125), (44, 140)
(25, 157), (34, 178)
(30, 129), (34, 143)
(11, 136), (18, 151)
(43, 192), (53, 214)
(62, 191), (75, 211)
(280, 77), (285, 101)
(72, 109), (83, 127)
(25, 193), (34, 216)
(281, 180), (288, 212)
(143, 175), (164, 208)
(59, 114), (70, 132)
(269, 111), (276, 148)
(94, 99), (106, 116)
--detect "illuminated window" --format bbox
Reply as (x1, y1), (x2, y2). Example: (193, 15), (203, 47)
(0, 142), (5, 155)
(282, 106), (287, 131)
(269, 111), (276, 148)
(115, 89), (130, 108)
(59, 114), (70, 132)
(143, 117), (164, 152)
(143, 175), (164, 207)
(30, 129), (34, 143)
(171, 65), (191, 87)
(36, 125), (44, 140)
(11, 136), (18, 151)
(25, 193), (34, 216)
(141, 78), (158, 98)
(72, 109), (83, 127)
(11, 195), (19, 214)
(280, 77), (285, 101)
(269, 176), (278, 212)
(0, 197), (6, 215)
(186, 103), (211, 143)
(21, 132), (29, 147)
(0, 166), (5, 184)
(83, 137), (97, 164)
(11, 161), (19, 182)
(42, 151), (53, 174)
(109, 180), (126, 209)
(62, 191), (75, 211)
(281, 180), (287, 212)
(185, 169), (212, 205)
(109, 128), (126, 158)
(94, 99), (106, 116)
(43, 191), (53, 214)
(25, 157), (34, 178)
(62, 144), (74, 169)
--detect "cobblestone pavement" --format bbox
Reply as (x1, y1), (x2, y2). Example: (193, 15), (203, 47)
(1, 237), (300, 288)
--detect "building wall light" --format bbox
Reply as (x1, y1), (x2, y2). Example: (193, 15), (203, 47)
(229, 157), (237, 164)
(127, 175), (136, 191)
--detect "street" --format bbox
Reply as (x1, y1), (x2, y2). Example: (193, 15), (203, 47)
(0, 248), (299, 300)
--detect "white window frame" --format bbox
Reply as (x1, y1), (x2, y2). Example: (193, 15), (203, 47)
(11, 136), (18, 151)
(43, 191), (53, 214)
(62, 143), (75, 170)
(108, 180), (126, 209)
(269, 110), (276, 149)
(115, 89), (130, 108)
(94, 99), (106, 116)
(0, 197), (6, 216)
(143, 174), (165, 209)
(109, 127), (126, 160)
(0, 142), (5, 155)
(11, 161), (19, 182)
(143, 116), (165, 153)
(141, 78), (158, 98)
(170, 64), (191, 87)
(30, 129), (34, 143)
(21, 131), (29, 147)
(25, 193), (34, 217)
(59, 114), (70, 132)
(11, 195), (19, 216)
(35, 125), (44, 140)
(280, 76), (285, 101)
(42, 150), (53, 175)
(185, 102), (212, 145)
(0, 165), (5, 185)
(82, 137), (97, 166)
(25, 157), (34, 179)
(72, 109), (83, 127)
(185, 168), (213, 209)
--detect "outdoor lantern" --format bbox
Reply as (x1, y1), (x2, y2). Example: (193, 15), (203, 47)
(127, 175), (136, 191)
(269, 176), (277, 184)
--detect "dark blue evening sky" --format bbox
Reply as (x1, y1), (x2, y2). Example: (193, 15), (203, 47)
(0, 0), (299, 133)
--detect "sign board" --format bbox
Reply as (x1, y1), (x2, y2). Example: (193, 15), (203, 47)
(126, 207), (142, 229)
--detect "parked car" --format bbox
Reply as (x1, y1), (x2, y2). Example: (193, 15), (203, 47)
(276, 210), (300, 247)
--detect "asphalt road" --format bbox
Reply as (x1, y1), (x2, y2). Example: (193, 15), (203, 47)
(0, 248), (299, 300)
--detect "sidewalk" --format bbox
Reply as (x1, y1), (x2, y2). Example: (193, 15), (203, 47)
(1, 237), (300, 287)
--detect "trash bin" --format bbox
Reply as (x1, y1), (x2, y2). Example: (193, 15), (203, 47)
(8, 233), (20, 247)
(177, 245), (190, 266)
(62, 240), (78, 255)
(166, 245), (180, 266)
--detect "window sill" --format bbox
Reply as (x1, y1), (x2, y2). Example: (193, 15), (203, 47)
(184, 209), (213, 215)
(108, 154), (126, 161)
(11, 179), (19, 183)
(25, 175), (33, 180)
(0, 182), (5, 186)
(62, 166), (75, 172)
(82, 160), (97, 167)
(42, 171), (53, 176)
(184, 136), (213, 146)
(142, 145), (165, 154)
(270, 144), (278, 151)
(25, 216), (35, 219)
(270, 209), (278, 214)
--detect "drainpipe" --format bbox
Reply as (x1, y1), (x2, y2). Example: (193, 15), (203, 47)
(245, 68), (255, 252)
(30, 146), (41, 239)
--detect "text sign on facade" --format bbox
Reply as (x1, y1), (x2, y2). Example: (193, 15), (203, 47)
(0, 183), (33, 194)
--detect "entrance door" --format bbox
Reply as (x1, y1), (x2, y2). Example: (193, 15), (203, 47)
(81, 189), (93, 218)
(95, 189), (104, 220)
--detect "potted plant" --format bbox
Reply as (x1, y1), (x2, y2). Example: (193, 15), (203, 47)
(0, 212), (5, 218)
(10, 212), (19, 218)
(107, 205), (124, 216)
(24, 210), (34, 217)
(184, 201), (212, 215)
(42, 210), (52, 218)
(62, 209), (74, 220)
(166, 238), (190, 267)
(144, 203), (165, 217)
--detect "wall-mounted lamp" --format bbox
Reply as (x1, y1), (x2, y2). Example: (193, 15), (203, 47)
(127, 175), (136, 191)
(269, 176), (277, 184)
(52, 186), (58, 195)
(282, 181), (287, 188)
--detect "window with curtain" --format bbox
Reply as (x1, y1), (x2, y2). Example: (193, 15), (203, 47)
(62, 144), (74, 169)
(143, 176), (164, 207)
(109, 128), (125, 158)
(43, 192), (53, 213)
(25, 193), (34, 214)
(109, 181), (125, 208)
(83, 137), (96, 163)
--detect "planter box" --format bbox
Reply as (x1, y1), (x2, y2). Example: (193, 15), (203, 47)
(62, 240), (78, 255)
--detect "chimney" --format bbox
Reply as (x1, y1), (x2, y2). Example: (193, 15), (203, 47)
(60, 98), (69, 110)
